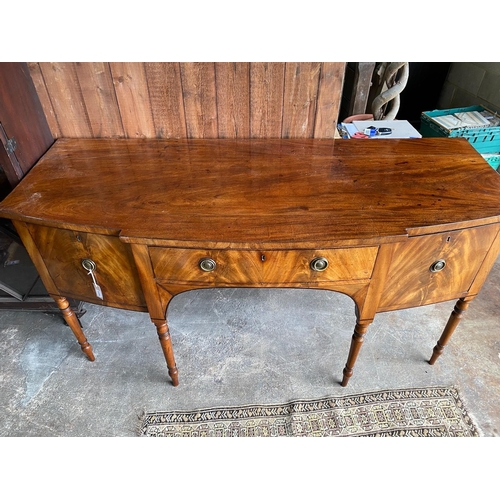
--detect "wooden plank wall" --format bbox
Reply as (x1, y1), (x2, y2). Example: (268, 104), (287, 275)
(28, 62), (346, 139)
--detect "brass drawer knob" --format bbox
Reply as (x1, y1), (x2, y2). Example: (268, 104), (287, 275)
(430, 259), (446, 273)
(310, 257), (329, 272)
(199, 257), (217, 272)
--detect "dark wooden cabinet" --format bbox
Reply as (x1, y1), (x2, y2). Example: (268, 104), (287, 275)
(0, 62), (53, 189)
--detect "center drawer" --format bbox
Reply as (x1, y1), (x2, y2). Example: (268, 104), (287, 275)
(149, 246), (378, 285)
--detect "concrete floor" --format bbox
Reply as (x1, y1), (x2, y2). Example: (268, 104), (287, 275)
(1, 258), (500, 437)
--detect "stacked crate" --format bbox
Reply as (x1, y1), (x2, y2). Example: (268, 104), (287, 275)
(420, 105), (500, 171)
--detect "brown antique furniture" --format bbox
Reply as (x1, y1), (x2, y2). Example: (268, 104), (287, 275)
(1, 137), (500, 387)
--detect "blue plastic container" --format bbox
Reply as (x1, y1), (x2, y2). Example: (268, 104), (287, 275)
(420, 105), (500, 155)
(482, 153), (500, 171)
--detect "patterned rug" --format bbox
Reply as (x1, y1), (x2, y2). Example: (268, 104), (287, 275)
(139, 387), (480, 437)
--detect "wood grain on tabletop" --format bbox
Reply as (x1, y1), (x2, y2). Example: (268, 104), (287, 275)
(1, 138), (500, 247)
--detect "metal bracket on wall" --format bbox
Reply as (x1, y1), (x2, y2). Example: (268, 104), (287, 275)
(0, 122), (23, 180)
(5, 136), (17, 155)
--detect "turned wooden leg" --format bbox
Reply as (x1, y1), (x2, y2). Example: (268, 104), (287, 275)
(341, 320), (372, 387)
(53, 296), (95, 361)
(152, 319), (179, 386)
(429, 297), (470, 365)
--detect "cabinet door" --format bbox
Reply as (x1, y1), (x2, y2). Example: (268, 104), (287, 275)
(26, 224), (147, 311)
(378, 224), (500, 311)
(0, 62), (53, 190)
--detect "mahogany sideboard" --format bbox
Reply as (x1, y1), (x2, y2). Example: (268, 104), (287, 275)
(1, 137), (500, 387)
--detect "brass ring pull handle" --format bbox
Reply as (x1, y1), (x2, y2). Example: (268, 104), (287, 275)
(81, 258), (103, 299)
(81, 259), (96, 271)
(199, 257), (217, 272)
(429, 259), (446, 273)
(310, 257), (329, 272)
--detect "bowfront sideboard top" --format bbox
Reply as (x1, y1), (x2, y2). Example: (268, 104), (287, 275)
(3, 137), (500, 246)
(2, 137), (500, 387)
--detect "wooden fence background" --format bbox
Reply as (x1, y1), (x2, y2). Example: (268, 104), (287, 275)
(28, 62), (346, 140)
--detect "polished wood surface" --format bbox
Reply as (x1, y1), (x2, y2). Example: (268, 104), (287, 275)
(25, 224), (147, 311)
(3, 138), (500, 248)
(149, 246), (378, 285)
(378, 225), (500, 311)
(27, 63), (345, 139)
(2, 137), (500, 387)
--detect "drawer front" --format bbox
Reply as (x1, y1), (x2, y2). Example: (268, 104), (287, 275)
(379, 224), (500, 311)
(149, 246), (378, 285)
(27, 225), (147, 310)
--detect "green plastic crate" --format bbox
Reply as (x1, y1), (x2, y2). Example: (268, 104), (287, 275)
(482, 153), (500, 171)
(420, 105), (500, 154)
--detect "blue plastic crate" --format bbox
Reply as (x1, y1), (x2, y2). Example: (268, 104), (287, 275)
(420, 105), (500, 154)
(482, 153), (500, 171)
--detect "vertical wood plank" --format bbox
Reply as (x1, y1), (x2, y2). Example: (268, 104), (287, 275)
(314, 62), (346, 138)
(250, 62), (285, 138)
(282, 62), (321, 138)
(28, 61), (345, 141)
(27, 62), (61, 138)
(348, 62), (375, 116)
(215, 62), (250, 138)
(74, 62), (124, 137)
(180, 63), (218, 138)
(109, 62), (155, 138)
(38, 62), (93, 138)
(144, 63), (187, 138)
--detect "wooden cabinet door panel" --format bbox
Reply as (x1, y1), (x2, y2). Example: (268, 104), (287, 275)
(0, 62), (54, 189)
(378, 225), (500, 311)
(27, 224), (146, 310)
